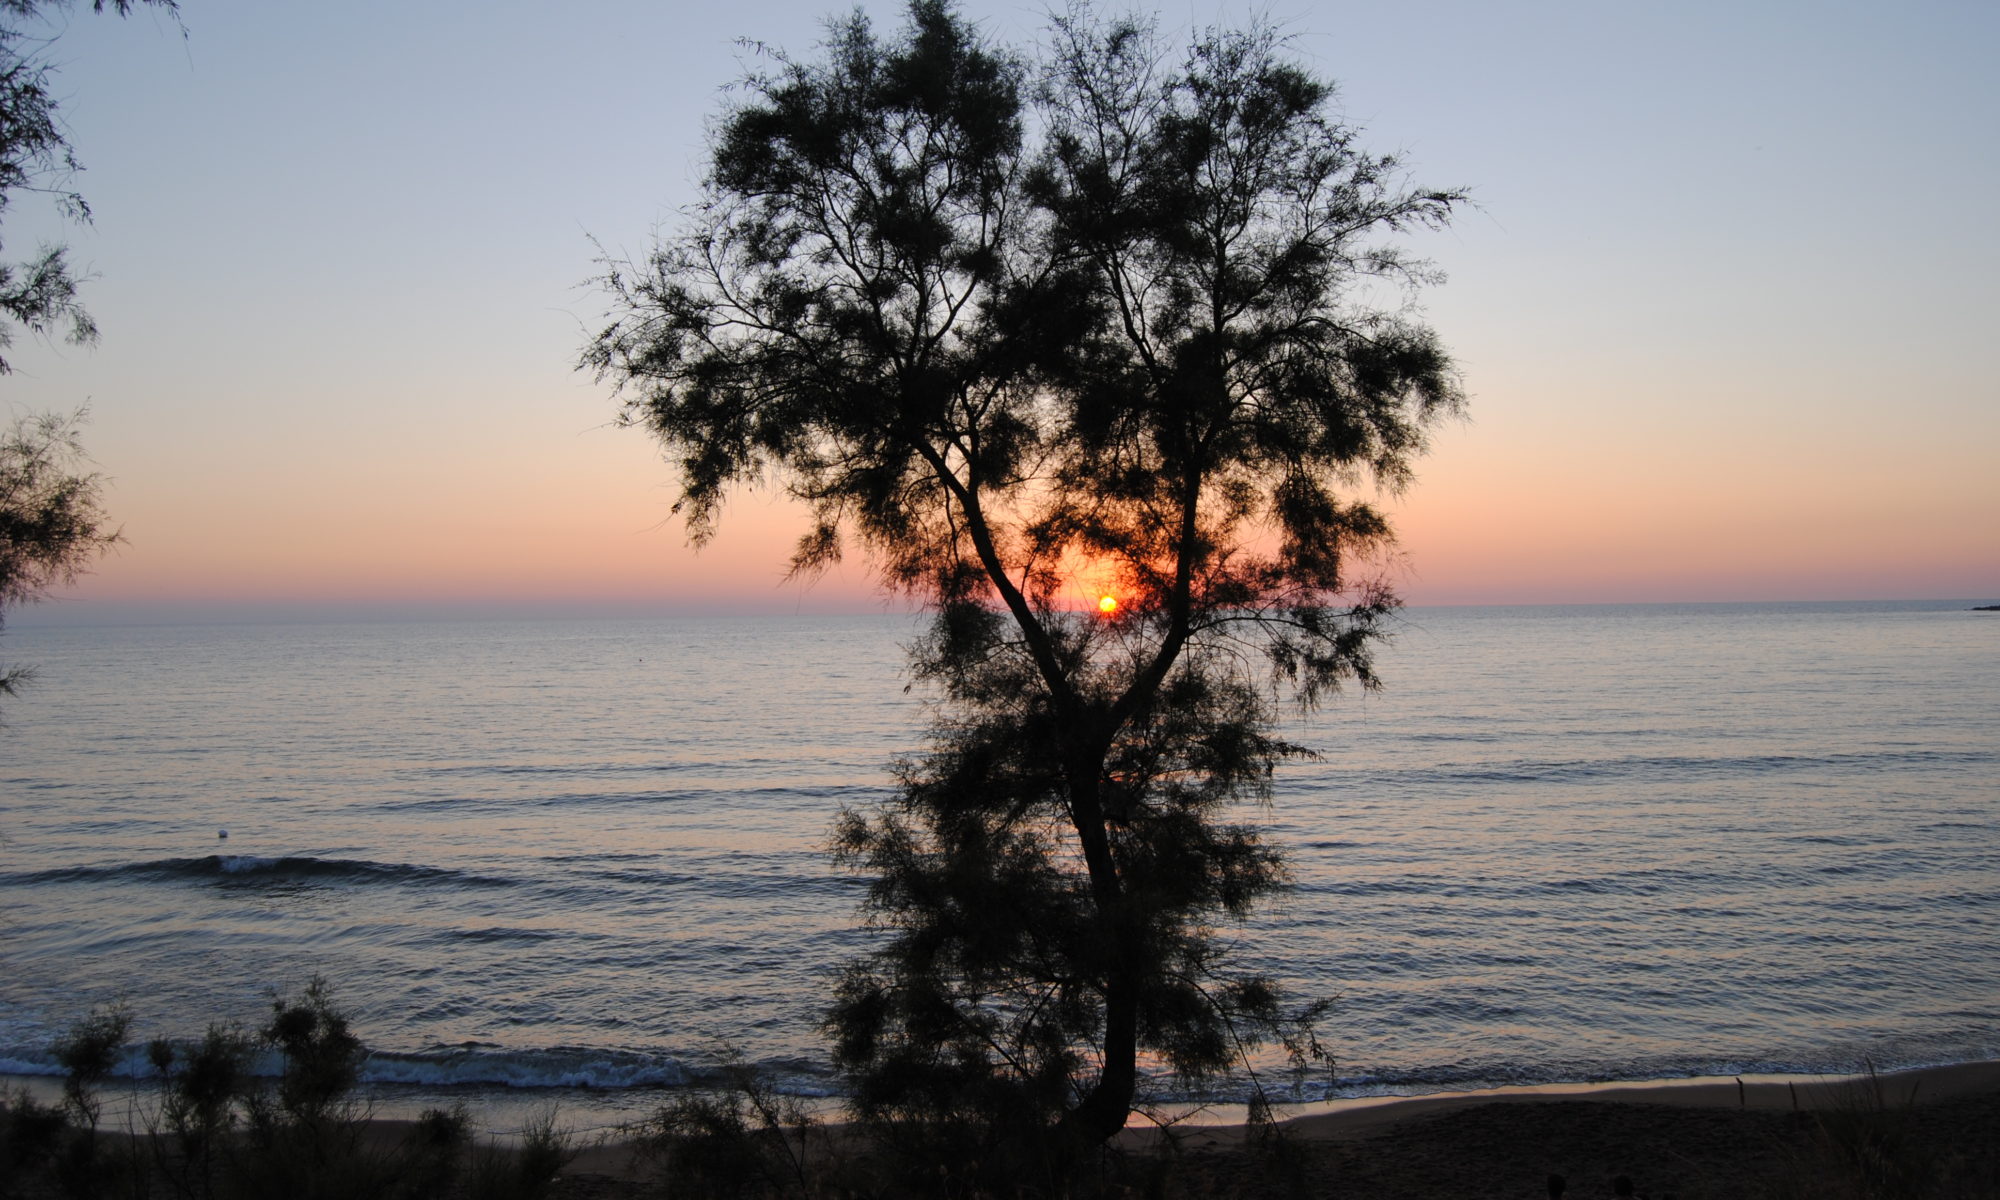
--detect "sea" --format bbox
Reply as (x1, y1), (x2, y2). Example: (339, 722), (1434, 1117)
(2, 600), (1996, 1124)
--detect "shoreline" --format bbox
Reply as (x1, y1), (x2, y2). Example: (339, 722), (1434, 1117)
(12, 1060), (1996, 1193)
(561, 1060), (2000, 1181)
(1120, 1059), (2000, 1149)
(9, 1058), (1996, 1139)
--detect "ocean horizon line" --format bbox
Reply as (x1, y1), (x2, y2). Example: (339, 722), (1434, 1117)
(8, 594), (1994, 630)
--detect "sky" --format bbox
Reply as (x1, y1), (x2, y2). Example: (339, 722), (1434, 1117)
(4, 0), (1996, 624)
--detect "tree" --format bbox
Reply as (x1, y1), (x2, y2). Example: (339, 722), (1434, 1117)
(0, 407), (119, 697)
(0, 1), (175, 704)
(587, 0), (1463, 1150)
(1, 0), (179, 372)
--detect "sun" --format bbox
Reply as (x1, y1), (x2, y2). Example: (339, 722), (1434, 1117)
(1097, 594), (1119, 615)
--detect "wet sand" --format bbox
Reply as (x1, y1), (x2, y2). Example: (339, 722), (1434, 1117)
(1129, 1059), (2000, 1147)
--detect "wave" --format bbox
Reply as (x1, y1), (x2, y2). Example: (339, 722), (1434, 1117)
(0, 1041), (814, 1095)
(5, 855), (514, 890)
(1322, 746), (1995, 790)
(364, 783), (890, 816)
(423, 759), (891, 781)
(362, 1045), (692, 1090)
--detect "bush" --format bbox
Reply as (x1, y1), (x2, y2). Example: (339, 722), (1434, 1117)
(0, 985), (592, 1200)
(149, 1024), (253, 1198)
(645, 1050), (823, 1199)
(261, 976), (364, 1127)
(400, 1102), (473, 1197)
(0, 1085), (69, 1180)
(463, 1107), (576, 1200)
(52, 1003), (130, 1135)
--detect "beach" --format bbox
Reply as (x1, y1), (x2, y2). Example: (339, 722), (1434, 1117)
(529, 1062), (2000, 1196)
(8, 1061), (1994, 1197)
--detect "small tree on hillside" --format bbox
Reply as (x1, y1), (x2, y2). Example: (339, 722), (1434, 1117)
(588, 0), (1463, 1149)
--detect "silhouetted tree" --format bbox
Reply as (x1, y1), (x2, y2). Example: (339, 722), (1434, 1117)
(0, 1), (174, 704)
(1, 0), (180, 371)
(1, 408), (118, 699)
(588, 0), (1462, 1149)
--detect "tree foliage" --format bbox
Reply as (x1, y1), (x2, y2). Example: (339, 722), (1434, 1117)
(0, 1), (171, 706)
(588, 0), (1463, 1149)
(0, 407), (119, 698)
(0, 0), (179, 372)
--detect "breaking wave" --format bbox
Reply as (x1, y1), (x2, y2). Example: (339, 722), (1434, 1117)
(6, 855), (514, 890)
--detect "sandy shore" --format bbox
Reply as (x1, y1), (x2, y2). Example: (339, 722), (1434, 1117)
(1126, 1059), (2000, 1149)
(12, 1061), (1992, 1196)
(548, 1060), (2000, 1195)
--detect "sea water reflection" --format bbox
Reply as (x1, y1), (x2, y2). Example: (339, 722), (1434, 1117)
(1, 602), (1994, 1106)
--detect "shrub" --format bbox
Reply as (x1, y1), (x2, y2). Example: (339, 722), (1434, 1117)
(261, 976), (364, 1128)
(52, 1003), (130, 1135)
(463, 1107), (576, 1200)
(149, 1024), (253, 1198)
(0, 1085), (69, 1180)
(645, 1051), (829, 1200)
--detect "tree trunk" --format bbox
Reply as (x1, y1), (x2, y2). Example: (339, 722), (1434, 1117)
(1059, 746), (1141, 1145)
(1064, 966), (1139, 1143)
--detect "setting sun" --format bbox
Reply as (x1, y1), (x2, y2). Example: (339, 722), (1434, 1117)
(1098, 595), (1118, 614)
